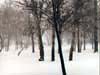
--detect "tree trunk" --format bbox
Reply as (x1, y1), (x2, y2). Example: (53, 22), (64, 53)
(83, 32), (86, 50)
(69, 31), (75, 61)
(51, 27), (55, 61)
(80, 32), (82, 51)
(94, 0), (98, 52)
(6, 35), (10, 52)
(31, 33), (35, 53)
(52, 0), (67, 74)
(37, 20), (44, 61)
(0, 35), (3, 52)
(94, 27), (98, 52)
(54, 21), (66, 75)
(92, 33), (94, 49)
(77, 26), (81, 53)
(58, 24), (62, 53)
(73, 32), (76, 51)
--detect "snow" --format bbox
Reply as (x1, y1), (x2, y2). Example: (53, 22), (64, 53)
(0, 44), (99, 75)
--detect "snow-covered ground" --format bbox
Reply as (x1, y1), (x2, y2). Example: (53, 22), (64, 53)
(0, 44), (99, 75)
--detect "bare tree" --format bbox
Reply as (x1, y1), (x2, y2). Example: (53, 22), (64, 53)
(51, 0), (67, 74)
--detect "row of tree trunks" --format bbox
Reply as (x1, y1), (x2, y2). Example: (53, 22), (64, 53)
(30, 0), (44, 61)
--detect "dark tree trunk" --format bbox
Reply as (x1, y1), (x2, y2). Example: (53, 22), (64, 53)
(69, 31), (75, 61)
(52, 0), (67, 75)
(51, 27), (55, 61)
(83, 32), (86, 50)
(37, 20), (44, 61)
(58, 23), (62, 53)
(92, 33), (94, 49)
(54, 21), (66, 75)
(38, 27), (44, 61)
(80, 32), (82, 51)
(73, 32), (76, 51)
(94, 27), (98, 52)
(31, 33), (35, 53)
(77, 26), (81, 53)
(0, 35), (3, 52)
(6, 35), (10, 52)
(94, 0), (98, 52)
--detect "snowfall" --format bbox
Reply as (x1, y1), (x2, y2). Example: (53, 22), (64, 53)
(0, 43), (99, 75)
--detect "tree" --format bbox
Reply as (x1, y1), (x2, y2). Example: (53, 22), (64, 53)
(24, 12), (35, 53)
(16, 0), (45, 60)
(51, 0), (67, 74)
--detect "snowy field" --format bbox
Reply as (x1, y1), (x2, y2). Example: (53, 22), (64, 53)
(0, 44), (99, 75)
